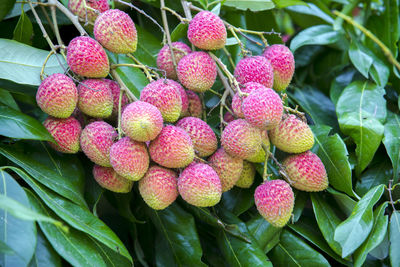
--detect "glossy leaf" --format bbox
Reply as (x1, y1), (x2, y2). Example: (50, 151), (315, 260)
(383, 111), (400, 182)
(28, 230), (61, 267)
(272, 0), (307, 8)
(13, 5), (33, 45)
(355, 161), (392, 196)
(334, 185), (385, 257)
(348, 41), (373, 78)
(246, 214), (281, 253)
(0, 0), (16, 21)
(170, 23), (188, 42)
(327, 188), (357, 216)
(0, 88), (19, 110)
(290, 25), (342, 52)
(223, 0), (274, 11)
(220, 186), (255, 216)
(390, 211), (400, 267)
(292, 191), (307, 223)
(134, 26), (162, 67)
(286, 3), (334, 24)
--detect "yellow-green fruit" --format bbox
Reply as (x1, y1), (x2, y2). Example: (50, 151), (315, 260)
(236, 161), (256, 188)
(92, 165), (133, 193)
(246, 129), (270, 163)
(269, 114), (314, 153)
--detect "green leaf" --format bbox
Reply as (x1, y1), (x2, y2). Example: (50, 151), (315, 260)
(11, 167), (132, 263)
(170, 23), (188, 42)
(0, 0), (16, 21)
(0, 144), (86, 207)
(349, 41), (373, 78)
(147, 203), (206, 267)
(334, 184), (385, 257)
(223, 0), (274, 11)
(354, 203), (389, 267)
(390, 211), (400, 267)
(272, 0), (307, 8)
(0, 88), (19, 110)
(269, 229), (330, 266)
(0, 170), (36, 267)
(327, 187), (357, 216)
(383, 111), (400, 182)
(286, 3), (334, 24)
(0, 105), (54, 141)
(13, 5), (33, 45)
(28, 229), (61, 267)
(246, 214), (281, 253)
(134, 26), (162, 67)
(292, 191), (307, 223)
(290, 25), (342, 52)
(220, 186), (255, 216)
(336, 81), (386, 176)
(0, 39), (67, 86)
(311, 125), (355, 197)
(355, 161), (392, 196)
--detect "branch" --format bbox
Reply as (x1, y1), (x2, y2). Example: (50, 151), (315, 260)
(47, 0), (87, 36)
(160, 0), (177, 73)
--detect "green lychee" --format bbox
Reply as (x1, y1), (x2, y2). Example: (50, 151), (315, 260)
(235, 161), (256, 188)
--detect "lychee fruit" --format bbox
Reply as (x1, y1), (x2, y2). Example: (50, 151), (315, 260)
(178, 163), (221, 207)
(269, 114), (314, 154)
(254, 179), (294, 227)
(223, 112), (235, 123)
(36, 73), (78, 118)
(208, 148), (243, 192)
(94, 9), (137, 54)
(149, 125), (194, 168)
(246, 129), (270, 163)
(104, 79), (129, 118)
(67, 36), (109, 78)
(93, 165), (133, 193)
(80, 121), (117, 167)
(176, 117), (218, 157)
(140, 79), (182, 123)
(77, 79), (113, 118)
(43, 116), (81, 154)
(157, 42), (192, 80)
(177, 51), (217, 93)
(68, 0), (109, 22)
(139, 165), (178, 210)
(176, 83), (189, 117)
(242, 87), (283, 130)
(221, 119), (262, 159)
(282, 151), (328, 192)
(235, 161), (256, 188)
(234, 56), (274, 88)
(121, 101), (163, 142)
(182, 90), (203, 118)
(232, 82), (265, 118)
(263, 44), (295, 92)
(187, 11), (227, 50)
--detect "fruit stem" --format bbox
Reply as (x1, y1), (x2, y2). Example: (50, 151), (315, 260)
(160, 0), (178, 75)
(219, 89), (230, 135)
(222, 47), (236, 69)
(110, 69), (138, 102)
(267, 151), (294, 185)
(111, 63), (159, 81)
(161, 6), (190, 24)
(283, 106), (306, 122)
(47, 0), (87, 36)
(262, 144), (270, 181)
(228, 26), (251, 57)
(117, 89), (124, 139)
(50, 5), (65, 53)
(126, 54), (154, 82)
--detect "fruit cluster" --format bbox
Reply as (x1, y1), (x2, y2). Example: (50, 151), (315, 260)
(36, 4), (329, 228)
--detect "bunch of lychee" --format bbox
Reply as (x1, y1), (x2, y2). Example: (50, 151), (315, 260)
(36, 6), (329, 228)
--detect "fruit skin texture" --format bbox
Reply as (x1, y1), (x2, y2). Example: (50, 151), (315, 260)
(104, 79), (129, 118)
(149, 125), (194, 168)
(121, 101), (163, 142)
(94, 9), (137, 54)
(157, 42), (192, 80)
(269, 114), (314, 153)
(246, 129), (270, 163)
(176, 117), (218, 157)
(93, 165), (133, 193)
(36, 73), (78, 118)
(283, 151), (329, 192)
(178, 163), (221, 207)
(80, 121), (117, 167)
(242, 88), (283, 130)
(67, 36), (109, 78)
(232, 82), (265, 118)
(234, 56), (274, 88)
(236, 161), (256, 188)
(139, 165), (178, 210)
(77, 79), (113, 118)
(183, 91), (202, 118)
(68, 0), (109, 22)
(255, 179), (294, 227)
(187, 11), (227, 50)
(263, 44), (295, 92)
(140, 79), (182, 123)
(176, 83), (189, 117)
(43, 116), (81, 154)
(177, 51), (217, 93)
(109, 137), (149, 181)
(208, 148), (243, 192)
(221, 119), (262, 159)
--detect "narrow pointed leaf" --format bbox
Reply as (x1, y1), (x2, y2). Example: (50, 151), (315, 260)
(383, 111), (400, 182)
(28, 230), (61, 267)
(390, 211), (400, 267)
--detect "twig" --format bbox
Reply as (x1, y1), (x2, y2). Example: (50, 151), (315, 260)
(161, 6), (189, 23)
(47, 0), (87, 36)
(217, 68), (235, 98)
(262, 143), (270, 181)
(110, 69), (138, 101)
(219, 89), (230, 135)
(222, 47), (236, 69)
(160, 0), (178, 74)
(228, 26), (250, 56)
(117, 89), (124, 139)
(126, 54), (154, 82)
(50, 5), (65, 55)
(388, 180), (398, 212)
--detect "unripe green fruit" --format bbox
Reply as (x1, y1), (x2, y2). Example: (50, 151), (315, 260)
(235, 161), (256, 188)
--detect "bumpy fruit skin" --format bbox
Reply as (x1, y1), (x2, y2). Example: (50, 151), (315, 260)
(140, 79), (182, 123)
(139, 166), (178, 210)
(283, 151), (328, 192)
(178, 163), (221, 207)
(94, 9), (137, 54)
(104, 79), (129, 118)
(157, 42), (192, 80)
(255, 179), (294, 227)
(121, 101), (163, 142)
(269, 114), (314, 153)
(80, 121), (117, 167)
(183, 91), (202, 118)
(208, 148), (243, 192)
(176, 83), (189, 117)
(187, 11), (227, 50)
(246, 129), (270, 163)
(177, 51), (217, 93)
(232, 82), (265, 118)
(242, 88), (283, 130)
(78, 79), (113, 118)
(36, 73), (78, 118)
(93, 165), (133, 193)
(263, 44), (295, 92)
(109, 137), (149, 181)
(221, 119), (262, 159)
(149, 125), (194, 168)
(176, 117), (218, 157)
(234, 56), (274, 88)
(43, 116), (81, 153)
(68, 0), (109, 22)
(236, 161), (256, 188)
(67, 36), (109, 78)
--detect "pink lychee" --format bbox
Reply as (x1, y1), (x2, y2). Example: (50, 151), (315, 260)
(157, 42), (192, 80)
(234, 56), (274, 88)
(77, 79), (113, 118)
(43, 116), (82, 153)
